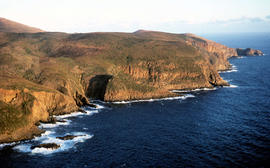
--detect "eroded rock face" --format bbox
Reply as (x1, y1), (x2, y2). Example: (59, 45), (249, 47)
(236, 48), (263, 56)
(0, 88), (78, 143)
(102, 61), (229, 102)
(184, 33), (238, 71)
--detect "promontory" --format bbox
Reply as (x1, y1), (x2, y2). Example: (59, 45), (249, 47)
(0, 18), (263, 143)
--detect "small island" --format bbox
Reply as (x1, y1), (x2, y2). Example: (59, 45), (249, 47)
(236, 48), (263, 56)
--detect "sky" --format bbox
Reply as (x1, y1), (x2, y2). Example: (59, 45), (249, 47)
(1, 0), (270, 33)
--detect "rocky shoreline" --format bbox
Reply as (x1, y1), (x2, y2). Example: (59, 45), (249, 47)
(0, 61), (242, 146)
(0, 62), (256, 145)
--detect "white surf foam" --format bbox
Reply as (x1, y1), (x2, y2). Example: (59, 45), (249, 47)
(112, 94), (195, 104)
(225, 79), (233, 82)
(237, 56), (245, 59)
(180, 94), (196, 100)
(14, 143), (57, 155)
(33, 130), (55, 141)
(55, 108), (99, 120)
(194, 88), (217, 91)
(38, 119), (71, 129)
(12, 103), (102, 155)
(227, 69), (238, 73)
(13, 132), (93, 155)
(224, 84), (238, 88)
(84, 109), (99, 116)
(31, 146), (59, 155)
(172, 87), (216, 93)
(219, 64), (238, 73)
(219, 69), (238, 73)
(15, 130), (56, 151)
(55, 112), (86, 119)
(41, 130), (54, 136)
(95, 104), (105, 109)
(0, 142), (18, 149)
(84, 101), (106, 109)
(34, 132), (92, 155)
(13, 144), (32, 153)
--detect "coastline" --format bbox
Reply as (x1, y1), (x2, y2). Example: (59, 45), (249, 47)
(0, 60), (237, 146)
(0, 105), (100, 152)
(106, 61), (237, 103)
(105, 53), (251, 104)
(0, 31), (263, 146)
(111, 94), (195, 104)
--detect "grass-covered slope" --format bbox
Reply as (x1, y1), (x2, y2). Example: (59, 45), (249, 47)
(0, 17), (44, 33)
(0, 30), (241, 142)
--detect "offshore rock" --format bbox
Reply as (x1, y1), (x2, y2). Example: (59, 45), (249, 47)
(31, 143), (60, 150)
(236, 48), (263, 56)
(56, 135), (78, 140)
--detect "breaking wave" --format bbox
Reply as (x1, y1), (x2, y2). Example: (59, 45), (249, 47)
(0, 142), (18, 149)
(171, 87), (216, 93)
(219, 64), (238, 73)
(39, 119), (71, 129)
(112, 94), (195, 104)
(14, 131), (93, 155)
(224, 84), (238, 88)
(54, 109), (99, 120)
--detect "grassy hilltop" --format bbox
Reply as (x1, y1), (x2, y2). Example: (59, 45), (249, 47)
(0, 17), (44, 33)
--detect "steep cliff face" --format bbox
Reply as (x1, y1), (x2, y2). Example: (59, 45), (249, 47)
(183, 33), (238, 71)
(101, 61), (228, 101)
(0, 87), (78, 143)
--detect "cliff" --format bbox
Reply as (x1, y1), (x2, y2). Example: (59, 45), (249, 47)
(0, 25), (263, 143)
(0, 87), (78, 143)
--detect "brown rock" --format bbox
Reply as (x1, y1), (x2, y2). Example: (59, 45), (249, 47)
(31, 143), (60, 150)
(236, 48), (263, 56)
(78, 108), (87, 113)
(56, 135), (78, 140)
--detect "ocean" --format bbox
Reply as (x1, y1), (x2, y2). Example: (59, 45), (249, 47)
(1, 33), (270, 168)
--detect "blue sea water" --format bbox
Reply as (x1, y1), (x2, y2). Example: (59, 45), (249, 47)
(1, 33), (270, 168)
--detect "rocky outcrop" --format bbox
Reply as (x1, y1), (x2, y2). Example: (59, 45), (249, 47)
(31, 143), (60, 150)
(56, 135), (78, 140)
(236, 48), (263, 56)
